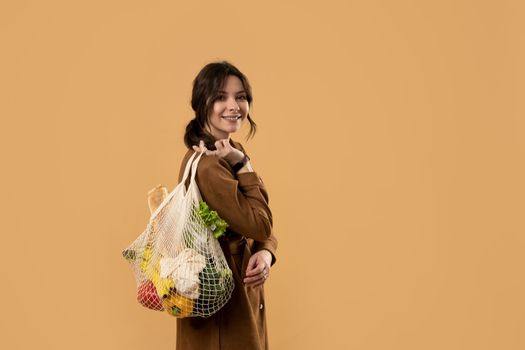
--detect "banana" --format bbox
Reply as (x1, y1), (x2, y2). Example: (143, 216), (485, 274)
(140, 243), (153, 272)
(150, 263), (175, 299)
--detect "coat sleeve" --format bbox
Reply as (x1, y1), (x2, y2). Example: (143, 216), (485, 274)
(195, 155), (274, 242)
(234, 143), (278, 266)
(248, 174), (278, 266)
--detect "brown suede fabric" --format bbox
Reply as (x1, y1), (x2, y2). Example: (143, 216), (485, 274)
(175, 139), (277, 350)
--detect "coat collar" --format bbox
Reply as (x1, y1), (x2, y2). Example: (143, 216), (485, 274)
(229, 138), (242, 151)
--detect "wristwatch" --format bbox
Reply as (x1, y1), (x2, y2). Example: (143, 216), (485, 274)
(232, 154), (250, 173)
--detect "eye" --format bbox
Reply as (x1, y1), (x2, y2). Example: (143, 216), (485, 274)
(237, 95), (247, 100)
(216, 95), (226, 101)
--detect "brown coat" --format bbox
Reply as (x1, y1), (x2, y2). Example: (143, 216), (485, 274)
(176, 138), (278, 350)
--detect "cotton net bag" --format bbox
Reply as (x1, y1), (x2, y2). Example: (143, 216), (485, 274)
(123, 150), (234, 318)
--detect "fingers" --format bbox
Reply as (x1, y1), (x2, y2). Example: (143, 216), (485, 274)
(245, 256), (265, 277)
(243, 273), (267, 286)
(245, 254), (258, 273)
(192, 140), (203, 152)
(193, 140), (213, 155)
(214, 139), (229, 152)
(244, 266), (270, 287)
(247, 278), (266, 288)
(245, 264), (265, 277)
(244, 255), (270, 287)
(194, 139), (231, 157)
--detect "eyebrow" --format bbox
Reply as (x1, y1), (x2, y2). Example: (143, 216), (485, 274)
(218, 90), (246, 94)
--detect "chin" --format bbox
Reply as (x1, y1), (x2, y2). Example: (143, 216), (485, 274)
(223, 124), (241, 131)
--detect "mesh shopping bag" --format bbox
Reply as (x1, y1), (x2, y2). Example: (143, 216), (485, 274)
(122, 150), (234, 318)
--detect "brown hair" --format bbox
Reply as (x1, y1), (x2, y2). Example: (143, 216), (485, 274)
(183, 61), (257, 150)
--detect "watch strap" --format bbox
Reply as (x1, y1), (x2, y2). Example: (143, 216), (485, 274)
(232, 154), (250, 173)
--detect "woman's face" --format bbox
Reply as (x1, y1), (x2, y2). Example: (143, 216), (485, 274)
(206, 75), (249, 140)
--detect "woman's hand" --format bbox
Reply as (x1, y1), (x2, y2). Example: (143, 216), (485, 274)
(192, 139), (244, 166)
(243, 249), (272, 288)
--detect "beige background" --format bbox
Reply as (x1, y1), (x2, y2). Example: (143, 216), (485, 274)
(1, 0), (524, 349)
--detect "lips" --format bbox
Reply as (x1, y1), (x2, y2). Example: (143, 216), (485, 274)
(222, 115), (241, 120)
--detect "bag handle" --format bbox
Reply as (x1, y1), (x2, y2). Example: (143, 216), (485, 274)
(148, 150), (206, 222)
(189, 149), (207, 184)
(179, 151), (198, 186)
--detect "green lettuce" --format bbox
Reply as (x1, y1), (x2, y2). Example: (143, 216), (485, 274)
(196, 200), (229, 239)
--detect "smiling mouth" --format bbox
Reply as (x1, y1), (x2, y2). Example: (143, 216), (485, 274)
(222, 116), (241, 120)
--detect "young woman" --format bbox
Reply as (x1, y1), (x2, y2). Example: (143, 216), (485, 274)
(177, 61), (278, 350)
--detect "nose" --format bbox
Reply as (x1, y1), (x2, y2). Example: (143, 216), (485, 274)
(227, 97), (240, 112)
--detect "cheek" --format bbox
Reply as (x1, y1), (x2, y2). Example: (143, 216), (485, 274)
(208, 104), (222, 124)
(213, 102), (226, 115)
